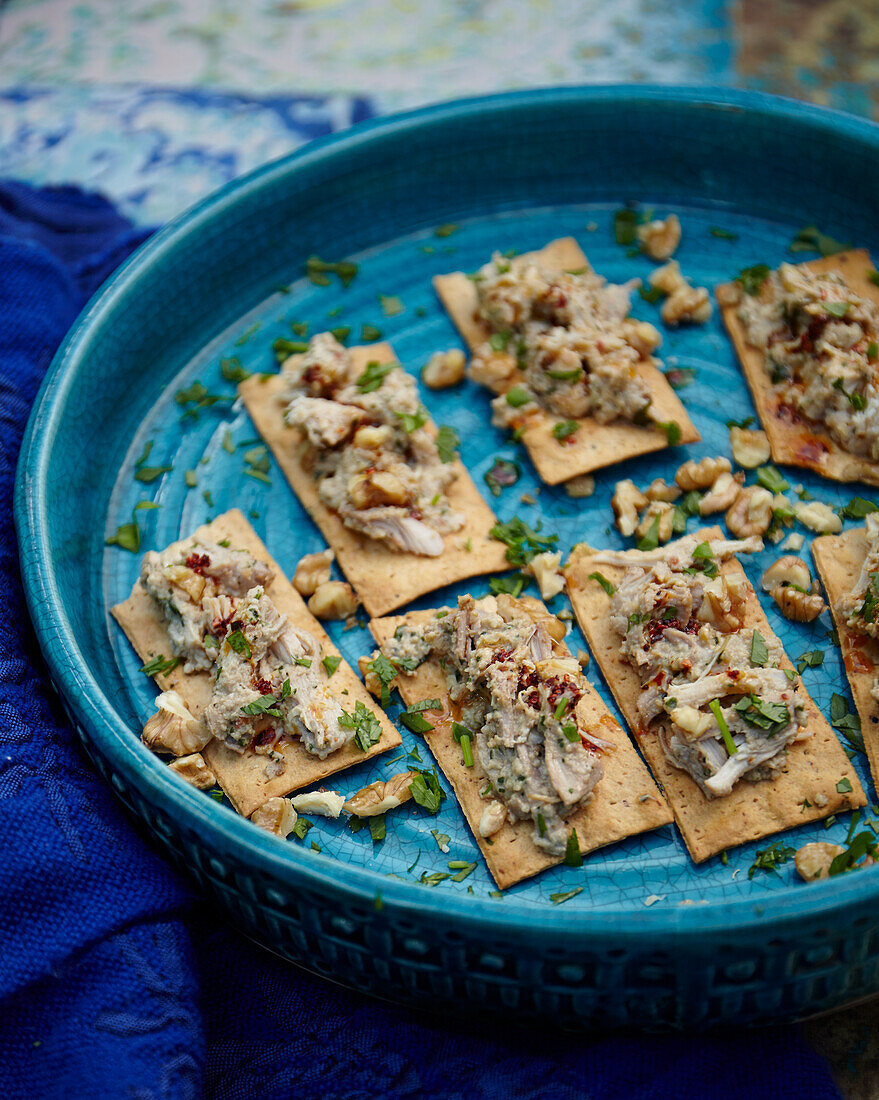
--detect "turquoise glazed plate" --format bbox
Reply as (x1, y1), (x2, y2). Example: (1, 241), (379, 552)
(16, 87), (879, 1028)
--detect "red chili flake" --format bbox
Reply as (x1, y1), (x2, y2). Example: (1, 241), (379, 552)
(254, 677), (273, 695)
(185, 553), (211, 574)
(252, 727), (277, 748)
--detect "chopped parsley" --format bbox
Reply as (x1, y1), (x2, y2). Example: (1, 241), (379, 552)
(292, 657), (312, 668)
(830, 693), (864, 755)
(748, 841), (796, 879)
(273, 337), (308, 362)
(330, 325), (351, 343)
(434, 223), (458, 238)
(838, 497), (878, 520)
(305, 255), (358, 287)
(379, 295), (404, 317)
(361, 323), (383, 342)
(321, 655), (342, 678)
(436, 425), (459, 464)
(225, 630), (251, 659)
(505, 386), (531, 408)
(365, 653), (397, 708)
(825, 301), (851, 319)
(549, 887), (583, 905)
(639, 284), (664, 305)
(796, 649), (824, 674)
(733, 694), (790, 736)
(789, 225), (850, 258)
(613, 207), (640, 245)
(291, 817), (313, 841)
(490, 330), (511, 352)
(637, 514), (661, 552)
(656, 420), (682, 446)
(339, 700), (383, 751)
(564, 829), (583, 868)
(484, 457), (521, 496)
(588, 571), (615, 596)
(750, 630), (769, 667)
(488, 573), (528, 598)
(241, 694), (283, 719)
(490, 516), (558, 566)
(552, 420), (578, 442)
(140, 654), (181, 676)
(829, 829), (878, 875)
(726, 415), (755, 430)
(755, 465), (789, 493)
(832, 376), (867, 411)
(356, 359), (396, 393)
(408, 768), (446, 814)
(710, 226), (739, 240)
(174, 380), (233, 418)
(395, 406), (429, 433)
(837, 777), (854, 794)
(399, 704), (435, 734)
(243, 445), (271, 484)
(736, 264), (770, 297)
(105, 516), (141, 552)
(448, 860), (477, 882)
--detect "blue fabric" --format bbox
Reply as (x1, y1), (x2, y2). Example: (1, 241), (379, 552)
(0, 180), (843, 1100)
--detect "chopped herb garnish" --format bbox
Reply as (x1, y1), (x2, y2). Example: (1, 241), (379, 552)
(431, 830), (451, 851)
(395, 406), (429, 433)
(434, 223), (458, 238)
(748, 841), (796, 879)
(490, 330), (511, 352)
(329, 325), (351, 343)
(339, 700), (383, 752)
(379, 295), (404, 317)
(420, 871), (450, 887)
(709, 699), (738, 756)
(409, 768), (446, 814)
(140, 654), (181, 676)
(488, 573), (527, 598)
(552, 420), (578, 442)
(292, 656), (312, 668)
(588, 572), (615, 596)
(755, 465), (789, 494)
(321, 654), (341, 678)
(637, 514), (661, 552)
(825, 301), (851, 319)
(832, 376), (867, 411)
(546, 368), (583, 381)
(613, 207), (639, 245)
(290, 321), (308, 337)
(356, 359), (396, 393)
(490, 516), (558, 566)
(105, 517), (141, 553)
(222, 428), (235, 454)
(365, 653), (397, 708)
(449, 860), (477, 882)
(368, 815), (386, 843)
(837, 777), (854, 794)
(656, 420), (682, 446)
(291, 817), (313, 841)
(225, 630), (251, 659)
(484, 457), (521, 497)
(134, 440), (153, 467)
(272, 337), (308, 362)
(134, 463), (173, 483)
(796, 649), (824, 674)
(436, 424), (459, 464)
(361, 323), (383, 342)
(505, 386), (531, 408)
(564, 829), (583, 867)
(680, 491), (702, 517)
(241, 694), (283, 718)
(710, 226), (739, 240)
(829, 830), (878, 875)
(220, 356), (253, 382)
(829, 693), (864, 755)
(838, 496), (879, 520)
(736, 264), (770, 297)
(305, 255), (358, 287)
(726, 415), (755, 430)
(550, 887), (583, 905)
(399, 705), (435, 734)
(789, 225), (850, 257)
(639, 284), (664, 305)
(733, 694), (790, 735)
(750, 630), (769, 667)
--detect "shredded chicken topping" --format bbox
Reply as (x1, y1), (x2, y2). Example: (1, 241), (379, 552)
(282, 333), (463, 556)
(382, 594), (605, 855)
(606, 537), (807, 797)
(141, 538), (360, 765)
(736, 263), (879, 459)
(470, 253), (660, 430)
(837, 513), (879, 703)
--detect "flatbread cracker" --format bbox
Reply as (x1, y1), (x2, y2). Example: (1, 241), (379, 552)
(111, 508), (401, 817)
(718, 249), (879, 486)
(238, 343), (509, 618)
(434, 237), (700, 485)
(370, 598), (671, 889)
(812, 528), (879, 789)
(566, 528), (865, 862)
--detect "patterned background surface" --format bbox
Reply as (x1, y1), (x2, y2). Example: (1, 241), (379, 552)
(2, 0), (879, 1092)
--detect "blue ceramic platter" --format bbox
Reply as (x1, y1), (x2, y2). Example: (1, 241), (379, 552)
(17, 88), (879, 1025)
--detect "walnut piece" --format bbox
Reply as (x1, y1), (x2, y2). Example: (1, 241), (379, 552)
(250, 797), (298, 838)
(675, 456), (731, 491)
(292, 548), (335, 597)
(729, 427), (771, 468)
(622, 319), (662, 356)
(644, 478), (681, 503)
(661, 285), (712, 327)
(772, 585), (825, 623)
(307, 580), (360, 620)
(343, 771), (417, 817)
(637, 213), (681, 261)
(793, 500), (843, 534)
(168, 752), (216, 790)
(469, 349), (518, 389)
(564, 474), (595, 498)
(478, 801), (507, 838)
(290, 789), (346, 818)
(353, 424), (393, 451)
(612, 478), (648, 537)
(795, 841), (845, 881)
(760, 555), (812, 593)
(349, 469), (409, 508)
(781, 532), (805, 552)
(142, 690), (211, 756)
(698, 471), (743, 515)
(636, 501), (675, 544)
(422, 348), (466, 389)
(525, 551), (565, 600)
(726, 485), (773, 537)
(649, 259), (687, 296)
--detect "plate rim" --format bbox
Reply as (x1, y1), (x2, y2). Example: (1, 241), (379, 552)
(15, 83), (879, 939)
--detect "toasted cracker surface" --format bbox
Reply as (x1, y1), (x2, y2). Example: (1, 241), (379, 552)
(718, 249), (879, 486)
(238, 343), (509, 617)
(812, 528), (879, 792)
(433, 237), (700, 485)
(566, 528), (865, 862)
(370, 597), (671, 889)
(110, 508), (400, 817)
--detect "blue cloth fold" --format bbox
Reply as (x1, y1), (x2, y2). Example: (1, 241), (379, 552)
(0, 180), (843, 1100)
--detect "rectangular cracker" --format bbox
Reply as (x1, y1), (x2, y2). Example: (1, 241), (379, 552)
(110, 508), (401, 817)
(566, 527), (865, 862)
(812, 528), (879, 790)
(718, 249), (879, 486)
(238, 342), (509, 618)
(434, 237), (700, 485)
(370, 598), (671, 889)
